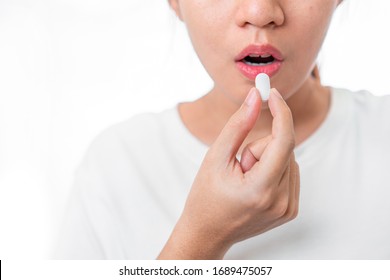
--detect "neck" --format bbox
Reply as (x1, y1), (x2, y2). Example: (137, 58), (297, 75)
(178, 75), (331, 151)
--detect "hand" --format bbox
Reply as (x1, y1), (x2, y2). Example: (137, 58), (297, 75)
(158, 87), (300, 259)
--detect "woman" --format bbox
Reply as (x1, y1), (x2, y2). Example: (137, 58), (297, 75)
(55, 0), (390, 259)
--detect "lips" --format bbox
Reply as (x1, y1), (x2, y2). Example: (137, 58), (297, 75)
(235, 44), (283, 80)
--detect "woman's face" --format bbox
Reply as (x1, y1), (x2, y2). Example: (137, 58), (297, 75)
(170, 0), (340, 104)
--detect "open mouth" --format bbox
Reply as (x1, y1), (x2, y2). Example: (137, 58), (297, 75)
(235, 44), (283, 79)
(241, 54), (275, 66)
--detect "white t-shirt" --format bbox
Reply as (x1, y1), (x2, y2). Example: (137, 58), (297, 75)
(54, 88), (390, 259)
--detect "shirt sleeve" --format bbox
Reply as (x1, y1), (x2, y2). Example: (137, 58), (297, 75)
(52, 134), (128, 259)
(51, 162), (105, 259)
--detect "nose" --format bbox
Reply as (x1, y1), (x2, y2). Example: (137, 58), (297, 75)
(235, 0), (285, 29)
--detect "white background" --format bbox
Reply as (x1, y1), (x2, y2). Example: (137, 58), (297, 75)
(0, 0), (390, 259)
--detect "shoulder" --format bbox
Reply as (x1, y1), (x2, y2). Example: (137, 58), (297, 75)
(334, 87), (390, 111)
(87, 108), (177, 158)
(332, 88), (390, 147)
(70, 107), (183, 209)
(77, 107), (180, 180)
(93, 109), (172, 146)
(333, 88), (390, 123)
(59, 108), (181, 259)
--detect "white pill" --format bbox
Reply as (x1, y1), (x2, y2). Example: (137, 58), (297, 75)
(255, 73), (271, 101)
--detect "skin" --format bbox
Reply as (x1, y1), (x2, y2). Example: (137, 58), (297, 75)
(158, 0), (341, 259)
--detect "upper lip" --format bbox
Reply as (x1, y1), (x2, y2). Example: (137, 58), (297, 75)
(235, 44), (283, 62)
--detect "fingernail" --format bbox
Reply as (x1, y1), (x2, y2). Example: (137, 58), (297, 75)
(245, 88), (257, 107)
(272, 88), (283, 99)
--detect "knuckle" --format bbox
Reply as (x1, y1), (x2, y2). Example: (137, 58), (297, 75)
(290, 151), (296, 162)
(287, 207), (299, 221)
(295, 161), (300, 173)
(291, 206), (299, 219)
(280, 104), (292, 122)
(245, 188), (273, 211)
(278, 135), (295, 154)
(287, 202), (299, 220)
(280, 109), (295, 147)
(286, 136), (296, 151)
(283, 104), (294, 120)
(272, 195), (289, 218)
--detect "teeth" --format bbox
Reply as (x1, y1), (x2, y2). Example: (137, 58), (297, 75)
(248, 54), (272, 58)
(244, 61), (274, 66)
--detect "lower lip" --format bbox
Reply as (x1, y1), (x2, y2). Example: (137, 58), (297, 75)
(236, 60), (282, 80)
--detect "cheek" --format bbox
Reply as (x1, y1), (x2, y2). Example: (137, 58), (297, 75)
(184, 14), (234, 85)
(296, 2), (337, 57)
(276, 4), (336, 94)
(180, 1), (234, 69)
(181, 1), (227, 47)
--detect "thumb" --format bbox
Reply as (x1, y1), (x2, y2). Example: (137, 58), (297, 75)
(208, 88), (262, 166)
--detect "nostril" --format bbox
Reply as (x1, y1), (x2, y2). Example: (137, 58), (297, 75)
(236, 2), (285, 28)
(268, 21), (276, 27)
